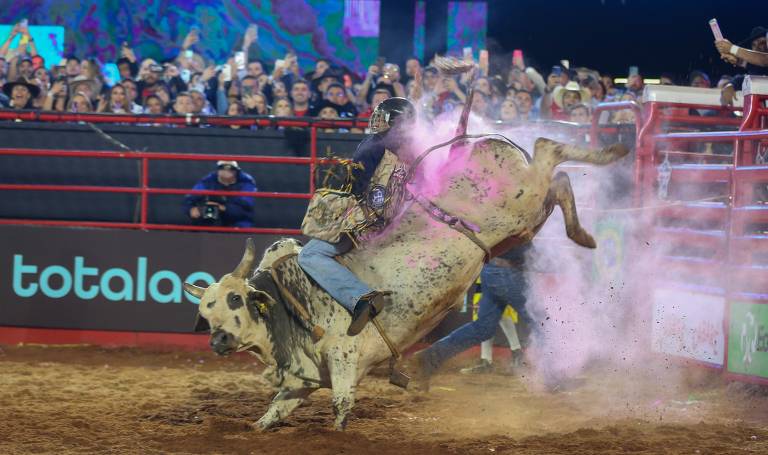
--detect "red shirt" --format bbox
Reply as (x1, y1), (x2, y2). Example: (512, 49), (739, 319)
(294, 108), (308, 117)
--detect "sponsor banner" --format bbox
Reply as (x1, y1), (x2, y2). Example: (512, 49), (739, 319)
(728, 301), (768, 379)
(0, 226), (283, 333)
(651, 288), (725, 366)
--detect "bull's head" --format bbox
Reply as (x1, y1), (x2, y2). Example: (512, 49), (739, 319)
(184, 238), (276, 357)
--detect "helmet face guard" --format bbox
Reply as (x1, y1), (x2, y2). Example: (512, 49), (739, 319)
(368, 97), (414, 135)
(368, 107), (390, 134)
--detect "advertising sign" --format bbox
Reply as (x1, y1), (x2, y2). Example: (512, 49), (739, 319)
(651, 288), (725, 366)
(728, 301), (768, 379)
(0, 226), (282, 333)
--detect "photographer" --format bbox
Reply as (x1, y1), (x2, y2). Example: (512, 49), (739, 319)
(184, 161), (257, 228)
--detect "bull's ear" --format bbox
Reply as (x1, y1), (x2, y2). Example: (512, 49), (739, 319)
(232, 238), (257, 279)
(247, 290), (276, 319)
(193, 312), (211, 332)
(183, 282), (207, 299)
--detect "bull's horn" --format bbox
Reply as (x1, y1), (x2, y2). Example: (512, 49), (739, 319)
(183, 282), (207, 299)
(232, 238), (257, 279)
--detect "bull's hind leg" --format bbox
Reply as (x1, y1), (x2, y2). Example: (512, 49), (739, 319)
(549, 172), (596, 249)
(533, 138), (629, 174)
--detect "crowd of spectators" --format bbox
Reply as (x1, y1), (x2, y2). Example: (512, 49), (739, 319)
(0, 21), (766, 130)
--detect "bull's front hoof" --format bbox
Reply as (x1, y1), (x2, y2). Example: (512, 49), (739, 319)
(251, 419), (273, 432)
(333, 417), (348, 431)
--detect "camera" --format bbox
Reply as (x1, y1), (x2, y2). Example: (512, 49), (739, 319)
(202, 204), (220, 221)
(198, 196), (225, 223)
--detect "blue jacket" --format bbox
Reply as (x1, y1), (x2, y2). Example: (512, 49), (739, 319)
(184, 170), (257, 227)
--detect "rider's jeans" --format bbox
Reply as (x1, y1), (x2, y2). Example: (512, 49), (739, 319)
(297, 237), (373, 312)
(421, 264), (530, 374)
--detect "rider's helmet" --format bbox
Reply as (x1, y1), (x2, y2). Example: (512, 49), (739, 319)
(368, 97), (415, 135)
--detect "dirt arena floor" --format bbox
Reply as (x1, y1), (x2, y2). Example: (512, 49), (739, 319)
(1, 345), (768, 454)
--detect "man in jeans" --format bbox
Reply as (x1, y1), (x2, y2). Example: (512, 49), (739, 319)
(406, 243), (532, 387)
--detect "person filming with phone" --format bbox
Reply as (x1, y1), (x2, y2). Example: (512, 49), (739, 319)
(184, 161), (257, 228)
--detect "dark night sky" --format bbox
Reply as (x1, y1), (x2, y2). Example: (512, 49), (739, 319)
(485, 0), (766, 81)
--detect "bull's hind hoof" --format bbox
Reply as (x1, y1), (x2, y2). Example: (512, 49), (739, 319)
(569, 229), (596, 249)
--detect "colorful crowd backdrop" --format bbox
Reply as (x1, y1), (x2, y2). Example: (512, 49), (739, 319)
(1, 0), (379, 75)
(413, 1), (487, 62)
(2, 1), (486, 76)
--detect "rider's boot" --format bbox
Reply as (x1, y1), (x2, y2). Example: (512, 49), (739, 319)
(347, 291), (389, 336)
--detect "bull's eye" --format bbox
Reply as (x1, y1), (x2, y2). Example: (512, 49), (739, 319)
(227, 292), (244, 310)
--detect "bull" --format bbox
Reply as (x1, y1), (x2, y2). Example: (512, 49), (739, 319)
(184, 134), (629, 430)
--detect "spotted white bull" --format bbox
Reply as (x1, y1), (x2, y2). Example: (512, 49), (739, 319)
(183, 135), (629, 431)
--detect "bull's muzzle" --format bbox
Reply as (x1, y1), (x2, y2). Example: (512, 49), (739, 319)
(210, 329), (238, 356)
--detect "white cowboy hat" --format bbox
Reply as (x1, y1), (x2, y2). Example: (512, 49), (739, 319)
(553, 81), (592, 109)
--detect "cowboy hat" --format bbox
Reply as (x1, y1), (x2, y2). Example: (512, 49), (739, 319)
(553, 81), (591, 109)
(2, 77), (41, 98)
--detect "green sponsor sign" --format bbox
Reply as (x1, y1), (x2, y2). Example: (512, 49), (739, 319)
(728, 301), (768, 378)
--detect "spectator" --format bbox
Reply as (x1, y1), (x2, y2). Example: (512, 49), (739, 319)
(403, 56), (422, 86)
(64, 56), (81, 81)
(189, 88), (213, 114)
(173, 91), (195, 114)
(625, 72), (644, 98)
(551, 81), (591, 120)
(243, 92), (269, 115)
(137, 62), (167, 102)
(80, 58), (105, 96)
(498, 99), (519, 122)
(314, 99), (344, 132)
(714, 26), (768, 105)
(246, 60), (266, 79)
(320, 82), (357, 118)
(470, 91), (493, 121)
(97, 83), (129, 113)
(689, 70), (711, 88)
(184, 160), (257, 228)
(117, 57), (138, 81)
(143, 94), (166, 114)
(69, 75), (98, 104)
(432, 75), (466, 116)
(42, 78), (67, 111)
(2, 78), (39, 109)
(120, 78), (143, 113)
(514, 89), (535, 121)
(226, 101), (246, 129)
(67, 92), (93, 113)
(272, 97), (294, 117)
(290, 79), (312, 116)
(568, 103), (591, 124)
(17, 57), (34, 80)
(359, 88), (391, 118)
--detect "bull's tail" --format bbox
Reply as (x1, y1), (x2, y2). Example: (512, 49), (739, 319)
(532, 138), (630, 175)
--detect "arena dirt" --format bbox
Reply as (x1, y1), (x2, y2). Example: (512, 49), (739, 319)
(1, 345), (767, 454)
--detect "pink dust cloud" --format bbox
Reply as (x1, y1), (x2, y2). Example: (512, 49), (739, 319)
(401, 105), (665, 388)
